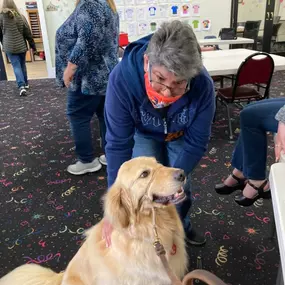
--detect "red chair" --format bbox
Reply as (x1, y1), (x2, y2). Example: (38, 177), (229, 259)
(119, 33), (130, 57)
(216, 52), (275, 139)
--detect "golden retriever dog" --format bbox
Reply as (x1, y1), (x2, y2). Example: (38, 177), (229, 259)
(0, 157), (188, 285)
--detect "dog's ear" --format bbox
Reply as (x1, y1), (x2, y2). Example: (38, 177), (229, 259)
(104, 183), (131, 228)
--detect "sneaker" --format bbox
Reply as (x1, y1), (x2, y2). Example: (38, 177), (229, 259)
(19, 87), (27, 96)
(67, 158), (102, 175)
(99, 154), (107, 166)
(25, 85), (30, 89)
(186, 228), (206, 246)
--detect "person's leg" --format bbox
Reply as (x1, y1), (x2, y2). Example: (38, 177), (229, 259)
(165, 138), (192, 230)
(233, 98), (285, 204)
(94, 96), (106, 151)
(19, 53), (28, 87)
(241, 98), (285, 180)
(6, 53), (26, 89)
(132, 133), (164, 163)
(166, 139), (205, 245)
(217, 98), (285, 194)
(66, 90), (102, 174)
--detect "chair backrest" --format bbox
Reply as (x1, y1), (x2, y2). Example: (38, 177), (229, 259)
(272, 23), (282, 37)
(203, 35), (219, 50)
(243, 20), (261, 39)
(233, 52), (275, 99)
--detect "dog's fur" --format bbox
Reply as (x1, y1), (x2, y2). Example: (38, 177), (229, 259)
(0, 157), (188, 285)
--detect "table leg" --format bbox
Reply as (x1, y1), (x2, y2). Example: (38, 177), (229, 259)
(276, 264), (284, 285)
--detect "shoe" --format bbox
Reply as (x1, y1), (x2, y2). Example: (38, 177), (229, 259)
(67, 158), (102, 175)
(99, 154), (107, 166)
(25, 85), (30, 89)
(235, 180), (271, 207)
(215, 174), (246, 195)
(19, 87), (27, 96)
(186, 228), (206, 246)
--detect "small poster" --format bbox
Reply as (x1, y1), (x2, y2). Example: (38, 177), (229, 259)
(115, 0), (124, 5)
(125, 0), (135, 4)
(191, 19), (201, 31)
(117, 7), (125, 21)
(125, 8), (135, 21)
(137, 7), (146, 20)
(150, 21), (158, 32)
(192, 3), (200, 17)
(138, 21), (149, 35)
(202, 19), (211, 31)
(181, 4), (190, 17)
(148, 5), (157, 17)
(158, 4), (168, 17)
(127, 22), (137, 37)
(147, 0), (157, 3)
(170, 5), (179, 16)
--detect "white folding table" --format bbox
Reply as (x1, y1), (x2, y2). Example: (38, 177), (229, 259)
(199, 37), (254, 46)
(269, 163), (285, 285)
(202, 48), (285, 76)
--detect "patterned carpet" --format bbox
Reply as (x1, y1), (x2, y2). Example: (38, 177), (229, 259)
(0, 73), (283, 285)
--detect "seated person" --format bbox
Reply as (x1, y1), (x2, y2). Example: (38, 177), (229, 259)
(215, 98), (285, 207)
(104, 20), (215, 246)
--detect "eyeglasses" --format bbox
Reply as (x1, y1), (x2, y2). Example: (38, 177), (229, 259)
(149, 65), (190, 96)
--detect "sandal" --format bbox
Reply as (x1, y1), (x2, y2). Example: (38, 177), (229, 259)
(235, 180), (271, 207)
(215, 174), (246, 195)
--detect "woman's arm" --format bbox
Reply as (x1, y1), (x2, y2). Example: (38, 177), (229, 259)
(21, 15), (37, 51)
(63, 2), (105, 87)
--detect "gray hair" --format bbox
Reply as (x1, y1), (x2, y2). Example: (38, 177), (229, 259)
(0, 0), (19, 13)
(145, 20), (202, 80)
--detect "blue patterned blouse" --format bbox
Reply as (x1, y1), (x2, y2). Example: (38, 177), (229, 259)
(55, 0), (119, 95)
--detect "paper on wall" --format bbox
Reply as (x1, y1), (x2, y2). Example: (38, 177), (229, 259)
(127, 22), (137, 37)
(148, 5), (158, 17)
(137, 7), (147, 20)
(117, 7), (125, 21)
(125, 0), (135, 4)
(115, 0), (124, 5)
(181, 4), (190, 17)
(158, 4), (168, 17)
(149, 21), (158, 32)
(138, 21), (149, 35)
(202, 19), (211, 30)
(170, 5), (179, 17)
(191, 19), (201, 31)
(192, 3), (200, 17)
(125, 7), (135, 21)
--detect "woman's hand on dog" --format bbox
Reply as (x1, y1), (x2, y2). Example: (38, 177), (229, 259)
(102, 218), (113, 247)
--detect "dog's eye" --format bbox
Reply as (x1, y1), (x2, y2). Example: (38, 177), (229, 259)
(140, 170), (150, 178)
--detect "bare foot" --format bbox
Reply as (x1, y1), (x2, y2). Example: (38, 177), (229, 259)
(223, 169), (245, 186)
(242, 180), (270, 198)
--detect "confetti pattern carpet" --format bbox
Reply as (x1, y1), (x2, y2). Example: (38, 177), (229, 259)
(0, 74), (283, 285)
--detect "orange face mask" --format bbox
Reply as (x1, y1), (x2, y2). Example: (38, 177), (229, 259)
(144, 72), (183, 109)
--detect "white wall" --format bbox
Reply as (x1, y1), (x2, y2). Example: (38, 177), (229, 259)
(118, 0), (231, 41)
(38, 0), (231, 78)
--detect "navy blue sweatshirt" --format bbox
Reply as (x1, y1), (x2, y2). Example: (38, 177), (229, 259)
(105, 35), (215, 187)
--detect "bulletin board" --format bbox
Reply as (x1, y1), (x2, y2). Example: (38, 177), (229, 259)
(116, 0), (232, 41)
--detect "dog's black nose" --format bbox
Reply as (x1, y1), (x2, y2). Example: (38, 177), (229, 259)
(173, 170), (185, 182)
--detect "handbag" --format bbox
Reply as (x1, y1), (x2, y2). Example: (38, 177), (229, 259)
(219, 28), (237, 40)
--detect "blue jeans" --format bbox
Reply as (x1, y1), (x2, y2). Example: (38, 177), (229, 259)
(132, 133), (192, 233)
(6, 53), (27, 88)
(66, 88), (106, 163)
(232, 98), (285, 179)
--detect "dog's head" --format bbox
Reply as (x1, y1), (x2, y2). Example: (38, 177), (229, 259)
(104, 157), (186, 228)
